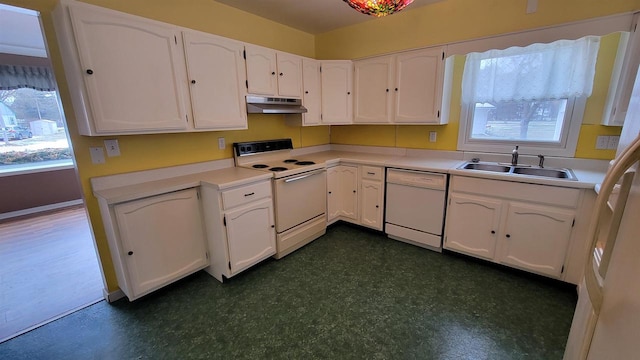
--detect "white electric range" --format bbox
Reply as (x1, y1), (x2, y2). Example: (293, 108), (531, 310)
(233, 139), (327, 258)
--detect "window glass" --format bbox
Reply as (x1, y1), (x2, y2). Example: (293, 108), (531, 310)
(469, 99), (568, 143)
(0, 88), (72, 171)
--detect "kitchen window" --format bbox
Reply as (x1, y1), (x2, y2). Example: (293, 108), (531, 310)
(458, 36), (600, 156)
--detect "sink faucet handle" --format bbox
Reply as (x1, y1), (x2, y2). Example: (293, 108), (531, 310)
(538, 154), (545, 168)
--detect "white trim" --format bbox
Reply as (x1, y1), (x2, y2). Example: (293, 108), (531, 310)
(0, 199), (83, 220)
(446, 12), (635, 56)
(103, 288), (125, 303)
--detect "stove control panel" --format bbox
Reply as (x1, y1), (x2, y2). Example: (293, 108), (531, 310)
(234, 139), (293, 157)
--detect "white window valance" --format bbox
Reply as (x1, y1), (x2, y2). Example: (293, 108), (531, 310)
(461, 36), (600, 104)
(0, 64), (56, 91)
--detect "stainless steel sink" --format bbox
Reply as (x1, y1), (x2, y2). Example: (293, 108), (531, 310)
(512, 166), (577, 180)
(460, 163), (511, 172)
(458, 162), (578, 180)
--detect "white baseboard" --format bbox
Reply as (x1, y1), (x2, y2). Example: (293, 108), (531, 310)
(0, 199), (83, 221)
(103, 288), (125, 303)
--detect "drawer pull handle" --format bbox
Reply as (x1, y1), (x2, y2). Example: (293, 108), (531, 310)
(128, 251), (133, 256)
(367, 172), (375, 175)
(491, 230), (496, 234)
(506, 234), (511, 238)
(244, 192), (255, 197)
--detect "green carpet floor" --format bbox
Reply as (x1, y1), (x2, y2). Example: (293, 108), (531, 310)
(0, 223), (577, 359)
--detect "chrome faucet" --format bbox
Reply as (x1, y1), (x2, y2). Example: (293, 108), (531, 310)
(538, 154), (545, 168)
(511, 145), (519, 166)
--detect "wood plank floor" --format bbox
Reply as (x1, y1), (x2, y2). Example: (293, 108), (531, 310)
(0, 207), (103, 342)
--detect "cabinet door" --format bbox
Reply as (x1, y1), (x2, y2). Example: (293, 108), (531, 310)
(276, 52), (303, 97)
(302, 58), (322, 126)
(327, 166), (341, 222)
(338, 165), (359, 220)
(360, 179), (384, 230)
(68, 5), (188, 133)
(499, 202), (574, 278)
(354, 56), (393, 123)
(394, 47), (444, 124)
(245, 44), (277, 95)
(321, 61), (353, 124)
(225, 198), (276, 275)
(445, 193), (502, 260)
(182, 31), (247, 130)
(114, 188), (208, 299)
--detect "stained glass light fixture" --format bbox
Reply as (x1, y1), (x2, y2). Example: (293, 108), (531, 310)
(344, 0), (415, 17)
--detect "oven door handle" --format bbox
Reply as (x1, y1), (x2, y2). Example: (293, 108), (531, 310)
(284, 169), (326, 183)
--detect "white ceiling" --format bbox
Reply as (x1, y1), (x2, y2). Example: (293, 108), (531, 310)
(214, 0), (443, 34)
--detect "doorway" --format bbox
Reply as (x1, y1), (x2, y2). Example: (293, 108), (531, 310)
(0, 3), (104, 342)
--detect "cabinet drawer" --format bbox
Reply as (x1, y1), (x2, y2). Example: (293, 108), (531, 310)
(222, 181), (272, 209)
(361, 166), (383, 181)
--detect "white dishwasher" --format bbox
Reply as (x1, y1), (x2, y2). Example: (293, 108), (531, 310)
(385, 168), (447, 252)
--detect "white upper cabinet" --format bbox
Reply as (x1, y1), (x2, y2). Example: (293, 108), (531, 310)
(61, 3), (190, 134)
(302, 58), (322, 126)
(276, 52), (303, 97)
(394, 47), (445, 124)
(602, 24), (640, 126)
(321, 60), (353, 124)
(354, 56), (394, 123)
(245, 45), (303, 97)
(182, 31), (247, 130)
(353, 47), (446, 125)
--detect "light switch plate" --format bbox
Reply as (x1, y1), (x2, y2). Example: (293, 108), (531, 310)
(596, 136), (609, 150)
(429, 132), (437, 143)
(526, 0), (538, 13)
(90, 147), (105, 164)
(607, 136), (620, 150)
(104, 139), (120, 157)
(218, 137), (226, 150)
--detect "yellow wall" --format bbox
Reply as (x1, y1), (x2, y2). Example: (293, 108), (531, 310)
(1, 0), (329, 293)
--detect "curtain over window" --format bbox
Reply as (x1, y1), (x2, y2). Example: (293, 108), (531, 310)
(461, 36), (600, 104)
(0, 64), (56, 91)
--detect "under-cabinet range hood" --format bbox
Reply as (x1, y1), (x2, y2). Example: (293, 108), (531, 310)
(246, 95), (307, 114)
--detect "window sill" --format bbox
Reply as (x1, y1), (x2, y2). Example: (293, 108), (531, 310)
(0, 159), (74, 177)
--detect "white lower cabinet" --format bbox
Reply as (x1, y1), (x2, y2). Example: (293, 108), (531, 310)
(445, 193), (502, 260)
(327, 165), (358, 223)
(112, 188), (209, 300)
(444, 176), (582, 280)
(327, 164), (385, 231)
(201, 179), (276, 282)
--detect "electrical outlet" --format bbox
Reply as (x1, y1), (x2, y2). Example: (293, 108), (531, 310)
(104, 139), (120, 157)
(218, 137), (226, 150)
(90, 147), (105, 164)
(526, 0), (538, 14)
(596, 136), (609, 150)
(429, 131), (437, 143)
(607, 136), (620, 150)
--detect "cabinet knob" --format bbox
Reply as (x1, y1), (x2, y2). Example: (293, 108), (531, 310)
(128, 251), (133, 256)
(491, 230), (495, 234)
(353, 190), (356, 193)
(305, 91), (309, 94)
(279, 72), (283, 76)
(191, 80), (196, 84)
(376, 205), (379, 208)
(386, 89), (389, 92)
(328, 191), (332, 194)
(395, 88), (398, 91)
(506, 234), (511, 238)
(271, 71), (276, 75)
(271, 225), (275, 228)
(347, 92), (351, 95)
(86, 69), (94, 75)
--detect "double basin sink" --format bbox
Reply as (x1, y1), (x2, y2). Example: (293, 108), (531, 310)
(459, 162), (578, 181)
